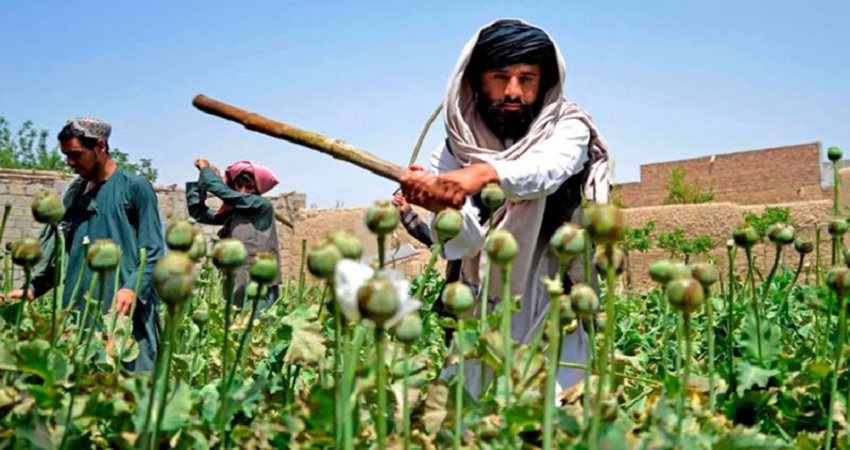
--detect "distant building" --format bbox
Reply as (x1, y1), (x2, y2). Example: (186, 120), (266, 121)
(614, 142), (840, 208)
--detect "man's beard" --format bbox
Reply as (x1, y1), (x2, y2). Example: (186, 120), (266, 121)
(477, 96), (540, 142)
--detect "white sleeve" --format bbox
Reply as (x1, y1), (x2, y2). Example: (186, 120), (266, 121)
(480, 118), (591, 200)
(426, 143), (485, 260)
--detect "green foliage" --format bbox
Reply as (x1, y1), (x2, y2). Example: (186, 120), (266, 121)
(663, 166), (715, 205)
(623, 220), (655, 253)
(657, 227), (715, 262)
(743, 206), (795, 237)
(0, 117), (158, 182)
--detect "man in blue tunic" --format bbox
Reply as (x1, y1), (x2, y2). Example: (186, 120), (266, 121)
(7, 117), (164, 372)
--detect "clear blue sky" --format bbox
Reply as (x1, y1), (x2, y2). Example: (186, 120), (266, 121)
(2, 0), (847, 208)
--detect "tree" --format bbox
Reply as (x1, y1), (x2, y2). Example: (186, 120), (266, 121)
(657, 227), (716, 264)
(663, 166), (714, 205)
(0, 117), (158, 182)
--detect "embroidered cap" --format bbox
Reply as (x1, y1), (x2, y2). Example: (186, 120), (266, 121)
(65, 117), (111, 142)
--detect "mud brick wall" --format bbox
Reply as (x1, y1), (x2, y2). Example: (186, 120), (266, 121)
(616, 142), (827, 207)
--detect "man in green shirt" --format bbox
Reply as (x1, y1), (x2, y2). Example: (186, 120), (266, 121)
(7, 117), (164, 372)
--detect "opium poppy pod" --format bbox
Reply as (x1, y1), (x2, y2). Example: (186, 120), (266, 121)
(666, 278), (705, 315)
(767, 222), (795, 246)
(549, 224), (586, 263)
(594, 246), (624, 275)
(570, 283), (599, 319)
(648, 259), (675, 285)
(365, 200), (399, 236)
(581, 203), (626, 245)
(480, 183), (506, 210)
(357, 274), (400, 329)
(828, 218), (849, 237)
(306, 237), (342, 280)
(394, 312), (423, 344)
(153, 252), (195, 308)
(732, 225), (759, 248)
(828, 146), (843, 162)
(442, 281), (475, 316)
(86, 239), (120, 273)
(691, 263), (719, 288)
(249, 252), (280, 285)
(11, 237), (43, 268)
(434, 208), (462, 242)
(794, 236), (814, 255)
(212, 238), (248, 272)
(31, 190), (65, 225)
(325, 229), (363, 260)
(166, 219), (197, 252)
(485, 229), (518, 266)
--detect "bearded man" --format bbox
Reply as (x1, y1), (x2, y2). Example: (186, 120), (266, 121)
(400, 19), (612, 397)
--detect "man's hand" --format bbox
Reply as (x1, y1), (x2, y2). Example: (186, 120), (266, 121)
(194, 158), (210, 170)
(114, 288), (135, 316)
(0, 289), (34, 302)
(399, 163), (499, 212)
(392, 191), (411, 214)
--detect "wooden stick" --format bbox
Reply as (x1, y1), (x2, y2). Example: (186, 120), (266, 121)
(274, 211), (294, 229)
(192, 94), (405, 182)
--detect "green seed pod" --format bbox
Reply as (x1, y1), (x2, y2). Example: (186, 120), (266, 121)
(187, 232), (207, 262)
(356, 274), (400, 329)
(4, 241), (12, 252)
(11, 237), (43, 268)
(732, 224), (760, 248)
(666, 278), (705, 315)
(794, 236), (814, 255)
(245, 281), (260, 300)
(767, 222), (795, 246)
(828, 146), (843, 162)
(691, 262), (719, 288)
(648, 259), (675, 285)
(827, 267), (850, 293)
(394, 312), (423, 344)
(594, 246), (624, 275)
(485, 229), (519, 266)
(211, 235), (220, 245)
(442, 281), (475, 316)
(671, 262), (693, 280)
(570, 283), (599, 319)
(307, 237), (342, 280)
(549, 224), (586, 263)
(165, 219), (197, 252)
(192, 303), (209, 325)
(365, 200), (399, 236)
(324, 229), (363, 260)
(152, 252), (195, 308)
(480, 183), (506, 210)
(581, 203), (626, 245)
(31, 190), (65, 225)
(828, 218), (849, 237)
(249, 252), (279, 284)
(86, 239), (120, 273)
(725, 239), (735, 251)
(434, 208), (462, 242)
(212, 238), (248, 272)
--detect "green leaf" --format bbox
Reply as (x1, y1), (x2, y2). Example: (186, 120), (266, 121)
(740, 309), (781, 364)
(280, 307), (327, 365)
(159, 381), (192, 432)
(14, 339), (71, 386)
(713, 424), (790, 449)
(736, 361), (779, 396)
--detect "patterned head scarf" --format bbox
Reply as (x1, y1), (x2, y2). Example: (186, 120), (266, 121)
(65, 117), (111, 142)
